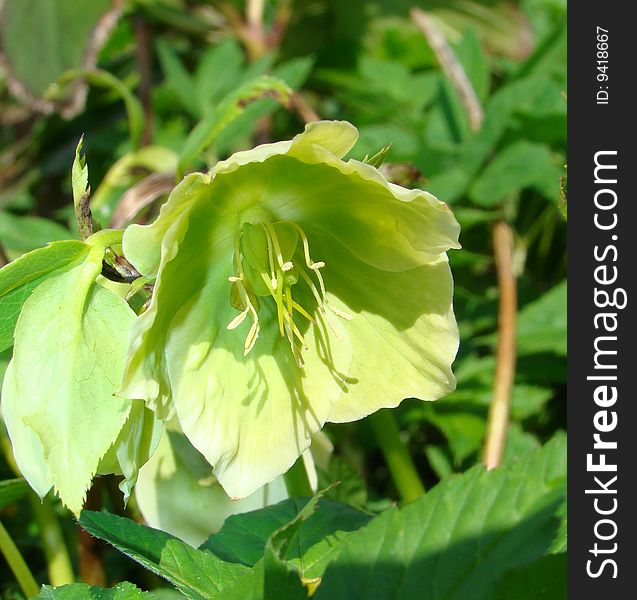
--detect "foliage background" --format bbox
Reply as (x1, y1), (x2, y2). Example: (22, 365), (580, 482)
(0, 0), (566, 597)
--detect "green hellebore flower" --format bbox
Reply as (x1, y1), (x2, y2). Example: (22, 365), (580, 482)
(120, 120), (460, 499)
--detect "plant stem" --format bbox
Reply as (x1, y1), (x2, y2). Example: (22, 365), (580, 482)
(134, 16), (154, 146)
(30, 497), (74, 586)
(0, 518), (40, 598)
(1, 433), (75, 586)
(482, 221), (517, 469)
(369, 410), (425, 503)
(284, 455), (313, 497)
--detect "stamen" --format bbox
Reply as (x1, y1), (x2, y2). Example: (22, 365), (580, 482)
(262, 222), (293, 272)
(274, 272), (285, 336)
(228, 218), (350, 362)
(297, 266), (324, 309)
(227, 308), (248, 330)
(228, 237), (260, 352)
(288, 223), (328, 301)
(292, 301), (314, 322)
(244, 319), (259, 355)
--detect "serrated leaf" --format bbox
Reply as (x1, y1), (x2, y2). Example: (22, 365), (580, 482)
(314, 436), (566, 600)
(263, 495), (323, 599)
(201, 497), (371, 578)
(1, 242), (134, 513)
(72, 136), (92, 240)
(0, 477), (29, 510)
(79, 510), (250, 600)
(35, 581), (150, 599)
(549, 500), (567, 555)
(0, 0), (121, 116)
(0, 240), (89, 352)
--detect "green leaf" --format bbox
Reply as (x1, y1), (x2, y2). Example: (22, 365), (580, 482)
(314, 436), (566, 600)
(72, 136), (93, 240)
(548, 500), (567, 555)
(494, 554), (566, 600)
(428, 76), (563, 201)
(201, 497), (371, 577)
(363, 145), (392, 168)
(35, 581), (151, 599)
(156, 39), (201, 119)
(2, 237), (134, 512)
(469, 141), (563, 206)
(408, 357), (552, 463)
(0, 212), (74, 252)
(79, 510), (250, 599)
(0, 0), (120, 116)
(177, 76), (293, 177)
(0, 478), (29, 510)
(0, 240), (89, 352)
(194, 39), (245, 109)
(263, 495), (323, 599)
(454, 26), (490, 103)
(503, 423), (541, 465)
(516, 281), (566, 356)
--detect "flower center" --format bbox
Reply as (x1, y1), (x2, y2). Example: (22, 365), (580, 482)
(227, 219), (350, 365)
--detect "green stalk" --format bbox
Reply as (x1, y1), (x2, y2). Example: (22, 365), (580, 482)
(368, 410), (425, 503)
(284, 455), (313, 497)
(30, 497), (74, 586)
(1, 433), (74, 586)
(0, 518), (40, 598)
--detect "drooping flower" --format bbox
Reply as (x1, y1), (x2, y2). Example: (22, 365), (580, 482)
(120, 120), (460, 499)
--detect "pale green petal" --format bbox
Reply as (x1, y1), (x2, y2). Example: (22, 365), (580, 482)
(163, 201), (350, 498)
(322, 251), (458, 422)
(1, 362), (53, 498)
(123, 123), (357, 278)
(119, 175), (212, 418)
(295, 120), (359, 157)
(123, 172), (211, 277)
(205, 155), (458, 272)
(135, 425), (287, 546)
(122, 192), (350, 498)
(98, 399), (163, 504)
(120, 120), (458, 499)
(210, 120), (358, 179)
(3, 254), (134, 514)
